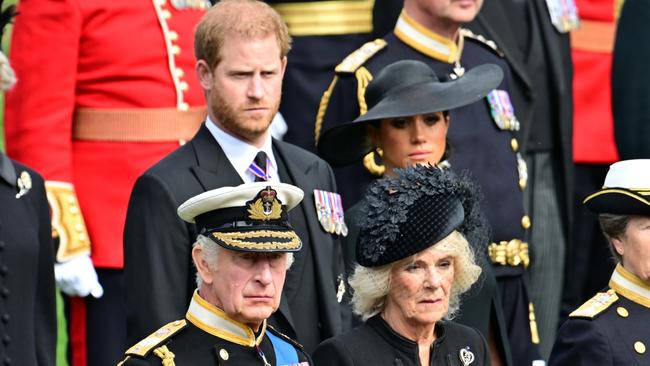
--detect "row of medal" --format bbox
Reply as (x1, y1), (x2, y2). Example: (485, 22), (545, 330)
(314, 190), (348, 237)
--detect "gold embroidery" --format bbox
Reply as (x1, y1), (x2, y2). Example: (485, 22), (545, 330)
(153, 345), (176, 366)
(212, 231), (301, 250)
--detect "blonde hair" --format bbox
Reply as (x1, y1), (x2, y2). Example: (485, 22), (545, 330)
(193, 234), (294, 288)
(349, 230), (481, 321)
(194, 0), (292, 70)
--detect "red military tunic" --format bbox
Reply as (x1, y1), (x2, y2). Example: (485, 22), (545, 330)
(5, 0), (208, 268)
(571, 0), (621, 163)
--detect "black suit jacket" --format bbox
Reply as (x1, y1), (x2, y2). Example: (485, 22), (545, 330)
(124, 124), (346, 352)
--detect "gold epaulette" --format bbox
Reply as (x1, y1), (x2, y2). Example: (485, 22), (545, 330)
(45, 181), (92, 262)
(569, 290), (619, 319)
(334, 39), (387, 74)
(125, 320), (187, 357)
(459, 28), (504, 57)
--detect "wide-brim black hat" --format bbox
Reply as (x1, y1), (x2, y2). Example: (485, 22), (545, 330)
(583, 159), (650, 216)
(178, 182), (305, 252)
(317, 60), (504, 167)
(356, 165), (489, 267)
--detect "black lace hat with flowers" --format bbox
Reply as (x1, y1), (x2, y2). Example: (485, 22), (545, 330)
(356, 164), (489, 267)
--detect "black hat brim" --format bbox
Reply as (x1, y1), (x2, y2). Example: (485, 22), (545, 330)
(583, 188), (650, 216)
(317, 64), (503, 167)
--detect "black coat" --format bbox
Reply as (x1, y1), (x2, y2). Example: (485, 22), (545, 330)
(312, 315), (490, 366)
(124, 124), (347, 352)
(0, 154), (56, 366)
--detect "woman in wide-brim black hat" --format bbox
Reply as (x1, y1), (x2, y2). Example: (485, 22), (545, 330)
(316, 59), (502, 275)
(317, 59), (503, 173)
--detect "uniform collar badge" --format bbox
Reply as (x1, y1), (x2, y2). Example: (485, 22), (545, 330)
(15, 171), (32, 199)
(459, 346), (475, 365)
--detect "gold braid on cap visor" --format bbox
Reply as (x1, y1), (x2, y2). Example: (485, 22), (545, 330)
(212, 231), (301, 250)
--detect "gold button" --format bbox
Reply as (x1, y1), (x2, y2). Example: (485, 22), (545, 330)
(634, 341), (646, 354)
(175, 67), (185, 78)
(616, 306), (629, 318)
(69, 206), (79, 215)
(219, 349), (229, 360)
(521, 215), (531, 229)
(171, 45), (181, 55)
(178, 102), (189, 111)
(168, 31), (179, 41)
(78, 233), (87, 242)
(511, 138), (519, 152)
(67, 196), (76, 204)
(75, 223), (84, 232)
(161, 10), (172, 19)
(179, 81), (189, 91)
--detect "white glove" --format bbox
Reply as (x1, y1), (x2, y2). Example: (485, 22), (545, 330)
(54, 255), (104, 298)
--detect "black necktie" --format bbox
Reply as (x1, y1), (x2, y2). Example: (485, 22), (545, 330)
(250, 151), (268, 182)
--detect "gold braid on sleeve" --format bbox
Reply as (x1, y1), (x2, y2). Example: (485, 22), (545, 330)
(45, 181), (92, 262)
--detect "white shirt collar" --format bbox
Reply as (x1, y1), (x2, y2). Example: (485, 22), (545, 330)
(205, 117), (279, 183)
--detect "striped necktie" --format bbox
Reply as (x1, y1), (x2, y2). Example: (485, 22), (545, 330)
(249, 151), (269, 182)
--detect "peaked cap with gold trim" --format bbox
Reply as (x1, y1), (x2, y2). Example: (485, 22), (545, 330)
(583, 159), (650, 216)
(178, 182), (304, 252)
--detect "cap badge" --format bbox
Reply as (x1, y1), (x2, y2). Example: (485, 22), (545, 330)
(459, 347), (475, 365)
(247, 187), (282, 221)
(15, 171), (32, 199)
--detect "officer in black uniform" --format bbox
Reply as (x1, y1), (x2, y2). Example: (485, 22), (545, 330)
(313, 1), (542, 364)
(549, 159), (650, 365)
(119, 183), (311, 365)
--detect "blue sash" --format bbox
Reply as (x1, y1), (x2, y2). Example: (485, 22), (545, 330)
(267, 331), (299, 365)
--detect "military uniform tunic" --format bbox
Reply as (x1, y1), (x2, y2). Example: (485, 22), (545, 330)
(549, 264), (650, 365)
(120, 291), (311, 365)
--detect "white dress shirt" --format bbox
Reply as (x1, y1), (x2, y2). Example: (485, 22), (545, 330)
(205, 117), (279, 183)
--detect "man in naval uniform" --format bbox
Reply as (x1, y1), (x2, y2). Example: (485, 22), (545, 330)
(313, 0), (542, 364)
(119, 183), (311, 365)
(549, 159), (650, 365)
(124, 0), (347, 353)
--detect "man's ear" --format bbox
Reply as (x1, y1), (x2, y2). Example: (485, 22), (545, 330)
(196, 60), (214, 91)
(192, 244), (214, 285)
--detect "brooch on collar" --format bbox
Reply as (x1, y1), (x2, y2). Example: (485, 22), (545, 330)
(15, 171), (32, 199)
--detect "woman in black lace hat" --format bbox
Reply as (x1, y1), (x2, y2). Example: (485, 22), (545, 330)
(313, 165), (491, 365)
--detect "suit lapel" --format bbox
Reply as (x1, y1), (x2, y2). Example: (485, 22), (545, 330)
(189, 124), (243, 190)
(273, 141), (342, 335)
(475, 1), (532, 92)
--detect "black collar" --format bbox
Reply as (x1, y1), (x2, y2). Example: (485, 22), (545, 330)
(368, 314), (447, 355)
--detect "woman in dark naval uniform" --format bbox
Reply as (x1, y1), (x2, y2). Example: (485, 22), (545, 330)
(312, 165), (492, 365)
(549, 159), (650, 365)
